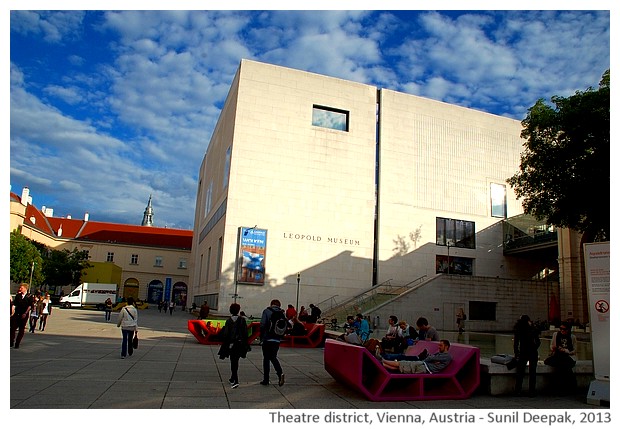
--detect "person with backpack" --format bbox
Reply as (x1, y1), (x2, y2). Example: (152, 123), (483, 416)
(308, 304), (322, 323)
(259, 299), (286, 386)
(218, 303), (249, 389)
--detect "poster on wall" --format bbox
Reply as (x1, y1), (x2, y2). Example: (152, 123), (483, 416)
(583, 241), (610, 379)
(237, 227), (267, 285)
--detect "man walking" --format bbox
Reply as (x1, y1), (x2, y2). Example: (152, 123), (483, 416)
(10, 284), (34, 349)
(259, 299), (286, 386)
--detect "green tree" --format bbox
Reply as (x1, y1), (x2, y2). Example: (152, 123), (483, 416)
(507, 70), (610, 240)
(10, 231), (44, 287)
(42, 248), (92, 287)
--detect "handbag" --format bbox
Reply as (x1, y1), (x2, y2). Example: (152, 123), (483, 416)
(491, 354), (518, 370)
(491, 354), (515, 365)
(132, 332), (139, 349)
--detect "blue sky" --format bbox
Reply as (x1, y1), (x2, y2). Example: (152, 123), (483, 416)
(8, 6), (612, 230)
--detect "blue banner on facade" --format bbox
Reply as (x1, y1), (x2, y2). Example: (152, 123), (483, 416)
(238, 227), (267, 285)
(165, 277), (172, 301)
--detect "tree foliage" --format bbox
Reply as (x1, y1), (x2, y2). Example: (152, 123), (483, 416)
(10, 230), (92, 289)
(42, 248), (92, 287)
(10, 231), (44, 286)
(507, 70), (610, 239)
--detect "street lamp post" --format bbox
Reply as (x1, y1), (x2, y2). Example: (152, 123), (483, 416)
(296, 272), (301, 311)
(29, 261), (35, 288)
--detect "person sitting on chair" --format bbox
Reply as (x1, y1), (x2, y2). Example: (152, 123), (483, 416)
(286, 316), (308, 336)
(416, 317), (439, 341)
(382, 340), (452, 374)
(344, 313), (370, 345)
(380, 315), (402, 352)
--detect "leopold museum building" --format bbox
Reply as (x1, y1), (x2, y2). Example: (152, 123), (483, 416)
(188, 59), (565, 332)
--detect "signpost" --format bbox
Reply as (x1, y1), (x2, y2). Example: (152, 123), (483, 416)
(583, 241), (610, 405)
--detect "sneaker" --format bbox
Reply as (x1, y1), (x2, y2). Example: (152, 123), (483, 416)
(231, 382), (240, 389)
(278, 374), (285, 386)
(121, 356), (125, 359)
(229, 378), (235, 384)
(418, 348), (428, 360)
(259, 380), (269, 386)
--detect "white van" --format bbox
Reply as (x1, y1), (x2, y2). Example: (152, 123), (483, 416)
(60, 283), (117, 310)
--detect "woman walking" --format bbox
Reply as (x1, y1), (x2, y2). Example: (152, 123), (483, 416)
(38, 293), (52, 331)
(29, 294), (41, 333)
(117, 297), (138, 359)
(218, 303), (249, 389)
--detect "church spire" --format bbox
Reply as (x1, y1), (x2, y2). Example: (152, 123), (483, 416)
(141, 194), (154, 226)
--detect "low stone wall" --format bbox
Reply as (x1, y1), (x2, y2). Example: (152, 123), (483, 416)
(479, 358), (594, 395)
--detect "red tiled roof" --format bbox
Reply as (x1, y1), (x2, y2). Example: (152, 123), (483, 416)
(49, 218), (193, 250)
(14, 193), (192, 250)
(22, 201), (55, 236)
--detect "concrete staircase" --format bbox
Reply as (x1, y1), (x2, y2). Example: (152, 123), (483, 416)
(320, 276), (430, 326)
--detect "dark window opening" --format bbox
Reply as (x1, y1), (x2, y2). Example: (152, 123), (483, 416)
(312, 105), (349, 131)
(469, 301), (496, 321)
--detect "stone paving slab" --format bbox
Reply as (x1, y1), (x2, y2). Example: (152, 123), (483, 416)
(9, 306), (607, 417)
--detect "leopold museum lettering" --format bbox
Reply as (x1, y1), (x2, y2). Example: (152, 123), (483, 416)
(283, 232), (360, 246)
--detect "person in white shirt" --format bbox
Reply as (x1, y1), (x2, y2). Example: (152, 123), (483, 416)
(38, 293), (52, 331)
(117, 297), (138, 358)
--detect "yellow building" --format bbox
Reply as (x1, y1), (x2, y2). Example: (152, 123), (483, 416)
(10, 187), (192, 305)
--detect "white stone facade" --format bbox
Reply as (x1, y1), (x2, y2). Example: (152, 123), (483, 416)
(189, 59), (537, 318)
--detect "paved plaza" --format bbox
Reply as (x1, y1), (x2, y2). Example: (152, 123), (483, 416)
(10, 306), (607, 411)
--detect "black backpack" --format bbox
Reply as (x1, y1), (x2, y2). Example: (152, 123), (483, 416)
(268, 308), (287, 337)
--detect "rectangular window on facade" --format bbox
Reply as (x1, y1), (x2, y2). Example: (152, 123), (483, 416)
(469, 301), (497, 321)
(436, 255), (474, 275)
(106, 252), (114, 262)
(178, 258), (187, 269)
(155, 256), (163, 267)
(436, 217), (476, 249)
(216, 237), (223, 280)
(206, 247), (212, 283)
(223, 146), (231, 190)
(312, 105), (349, 131)
(130, 254), (138, 265)
(491, 183), (507, 218)
(204, 181), (213, 218)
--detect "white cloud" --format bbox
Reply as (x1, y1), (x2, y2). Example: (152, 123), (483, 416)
(8, 10), (611, 228)
(392, 11), (609, 118)
(43, 85), (84, 104)
(11, 10), (85, 43)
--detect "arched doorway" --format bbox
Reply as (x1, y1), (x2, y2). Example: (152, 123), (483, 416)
(172, 282), (188, 308)
(147, 280), (164, 304)
(123, 278), (140, 302)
